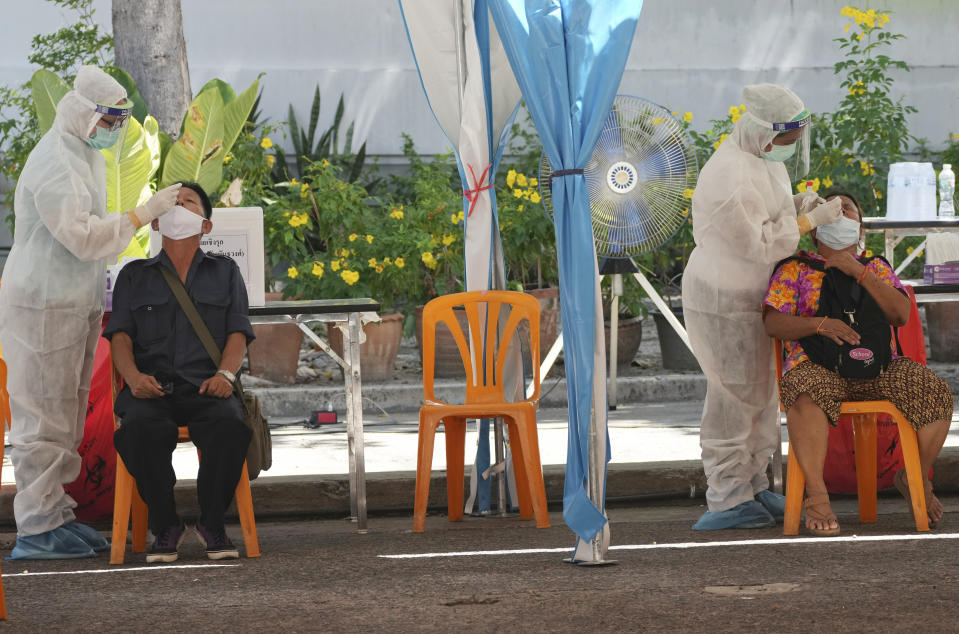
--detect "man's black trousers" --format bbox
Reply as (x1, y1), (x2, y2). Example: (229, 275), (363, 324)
(114, 382), (252, 534)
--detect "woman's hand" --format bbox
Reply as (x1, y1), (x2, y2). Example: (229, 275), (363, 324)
(199, 373), (234, 399)
(817, 317), (860, 346)
(823, 251), (866, 279)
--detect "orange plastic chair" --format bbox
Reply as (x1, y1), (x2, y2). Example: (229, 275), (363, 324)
(413, 291), (549, 533)
(0, 350), (10, 485)
(774, 339), (929, 535)
(110, 369), (260, 564)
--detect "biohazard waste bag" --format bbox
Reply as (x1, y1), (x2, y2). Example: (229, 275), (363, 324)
(64, 317), (116, 521)
(823, 287), (927, 494)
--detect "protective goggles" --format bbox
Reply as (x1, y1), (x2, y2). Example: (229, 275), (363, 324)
(94, 102), (132, 132)
(770, 109), (811, 132)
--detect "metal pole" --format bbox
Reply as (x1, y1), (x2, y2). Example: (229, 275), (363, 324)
(608, 273), (622, 410)
(346, 312), (368, 532)
(631, 271), (693, 354)
(494, 420), (507, 515)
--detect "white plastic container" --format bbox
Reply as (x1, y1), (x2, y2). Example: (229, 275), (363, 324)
(918, 162), (938, 220)
(885, 162), (909, 219)
(939, 163), (956, 217)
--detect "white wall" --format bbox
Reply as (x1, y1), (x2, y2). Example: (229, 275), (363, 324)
(2, 0), (958, 159)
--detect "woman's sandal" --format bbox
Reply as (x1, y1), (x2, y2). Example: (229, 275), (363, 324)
(803, 491), (840, 537)
(893, 468), (942, 529)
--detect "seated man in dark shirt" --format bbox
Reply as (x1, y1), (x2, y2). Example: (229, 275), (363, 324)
(104, 181), (254, 563)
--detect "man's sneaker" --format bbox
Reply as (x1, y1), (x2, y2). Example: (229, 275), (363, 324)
(146, 522), (186, 563)
(194, 523), (239, 560)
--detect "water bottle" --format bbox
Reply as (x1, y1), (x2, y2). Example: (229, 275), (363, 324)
(939, 163), (956, 217)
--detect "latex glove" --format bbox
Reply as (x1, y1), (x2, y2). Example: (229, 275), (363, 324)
(805, 196), (844, 229)
(793, 190), (824, 215)
(129, 183), (181, 228)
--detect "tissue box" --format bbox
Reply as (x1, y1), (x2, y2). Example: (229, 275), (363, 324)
(923, 262), (959, 285)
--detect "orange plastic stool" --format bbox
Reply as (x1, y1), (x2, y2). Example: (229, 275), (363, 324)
(110, 426), (260, 564)
(774, 341), (929, 535)
(413, 291), (549, 533)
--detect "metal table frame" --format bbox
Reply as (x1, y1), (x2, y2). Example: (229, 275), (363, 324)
(862, 218), (959, 276)
(248, 298), (380, 532)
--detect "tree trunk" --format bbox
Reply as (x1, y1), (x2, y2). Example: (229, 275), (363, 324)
(112, 0), (192, 139)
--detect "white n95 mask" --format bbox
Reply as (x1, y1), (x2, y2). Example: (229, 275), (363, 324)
(158, 205), (205, 240)
(815, 215), (861, 250)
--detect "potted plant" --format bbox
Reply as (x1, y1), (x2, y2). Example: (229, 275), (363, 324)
(274, 159), (412, 381)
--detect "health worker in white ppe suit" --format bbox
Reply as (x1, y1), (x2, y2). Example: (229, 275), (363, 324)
(0, 66), (180, 559)
(681, 83), (844, 530)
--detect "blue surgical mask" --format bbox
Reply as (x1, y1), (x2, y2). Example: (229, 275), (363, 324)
(85, 127), (122, 150)
(816, 215), (861, 250)
(760, 142), (797, 162)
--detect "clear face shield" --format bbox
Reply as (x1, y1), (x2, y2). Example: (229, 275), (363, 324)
(769, 108), (811, 182)
(87, 101), (132, 159)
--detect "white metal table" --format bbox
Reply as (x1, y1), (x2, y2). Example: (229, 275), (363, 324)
(248, 298), (380, 532)
(862, 218), (959, 276)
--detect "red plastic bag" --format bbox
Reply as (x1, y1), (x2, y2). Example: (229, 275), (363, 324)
(823, 288), (926, 494)
(64, 317), (117, 521)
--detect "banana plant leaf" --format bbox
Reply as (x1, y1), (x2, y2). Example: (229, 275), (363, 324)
(221, 74), (263, 157)
(103, 115), (161, 213)
(104, 66), (149, 123)
(31, 70), (70, 135)
(160, 88), (226, 193)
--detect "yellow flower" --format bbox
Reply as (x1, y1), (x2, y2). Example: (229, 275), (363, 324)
(713, 133), (728, 150)
(287, 266), (298, 279)
(338, 248), (350, 258)
(865, 249), (874, 258)
(390, 207), (404, 220)
(529, 177), (538, 187)
(845, 22), (851, 32)
(822, 176), (833, 189)
(681, 208), (689, 217)
(421, 251), (437, 270)
(442, 233), (455, 246)
(739, 104), (746, 112)
(341, 270), (360, 286)
(290, 178), (299, 186)
(906, 246), (914, 255)
(300, 183), (310, 198)
(506, 169), (517, 188)
(260, 137), (273, 149)
(875, 189), (883, 199)
(451, 211), (464, 224)
(513, 188), (523, 199)
(321, 158), (330, 167)
(288, 212), (309, 228)
(728, 106), (740, 117)
(953, 133), (959, 142)
(223, 155), (232, 164)
(266, 155), (275, 167)
(375, 264), (385, 274)
(530, 191), (541, 204)
(730, 111), (741, 123)
(683, 112), (693, 122)
(683, 188), (695, 199)
(383, 257), (391, 265)
(349, 233), (359, 242)
(394, 257), (405, 268)
(312, 262), (324, 278)
(516, 173), (528, 187)
(331, 260), (341, 272)
(366, 234), (374, 243)
(368, 258), (378, 268)
(651, 117), (664, 126)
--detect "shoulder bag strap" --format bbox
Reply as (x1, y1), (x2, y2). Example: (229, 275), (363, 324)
(159, 265), (223, 367)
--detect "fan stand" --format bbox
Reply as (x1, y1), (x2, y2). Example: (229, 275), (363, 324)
(532, 260), (694, 408)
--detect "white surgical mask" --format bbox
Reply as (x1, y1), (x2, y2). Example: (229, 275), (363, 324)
(158, 205), (205, 240)
(760, 142), (797, 162)
(816, 215), (861, 250)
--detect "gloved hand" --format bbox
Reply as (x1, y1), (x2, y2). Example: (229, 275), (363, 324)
(129, 183), (181, 227)
(793, 190), (824, 215)
(804, 196), (844, 229)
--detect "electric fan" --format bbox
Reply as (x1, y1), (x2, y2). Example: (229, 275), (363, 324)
(538, 95), (699, 406)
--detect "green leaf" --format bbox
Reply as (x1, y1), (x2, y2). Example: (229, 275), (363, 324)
(31, 69), (70, 135)
(160, 88), (226, 193)
(104, 66), (149, 123)
(103, 114), (161, 214)
(221, 74), (263, 158)
(198, 78), (236, 104)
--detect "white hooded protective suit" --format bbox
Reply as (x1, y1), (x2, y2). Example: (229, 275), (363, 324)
(0, 66), (137, 536)
(681, 84), (807, 512)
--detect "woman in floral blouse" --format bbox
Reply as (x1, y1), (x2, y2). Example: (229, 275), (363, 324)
(763, 191), (953, 536)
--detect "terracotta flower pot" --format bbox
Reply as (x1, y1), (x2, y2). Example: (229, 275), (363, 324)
(604, 315), (644, 369)
(327, 313), (404, 381)
(247, 292), (303, 384)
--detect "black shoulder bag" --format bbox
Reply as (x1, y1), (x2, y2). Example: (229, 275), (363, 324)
(783, 255), (903, 379)
(159, 265), (272, 479)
